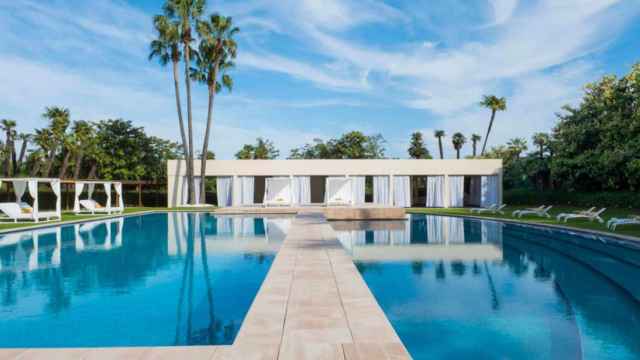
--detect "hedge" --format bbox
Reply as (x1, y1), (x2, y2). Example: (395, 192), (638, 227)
(504, 189), (640, 209)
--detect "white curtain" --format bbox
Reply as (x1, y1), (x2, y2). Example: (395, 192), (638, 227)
(104, 182), (112, 209)
(325, 177), (352, 204)
(351, 176), (365, 205)
(240, 176), (254, 206)
(373, 176), (390, 205)
(27, 180), (38, 220)
(448, 176), (464, 207)
(216, 177), (233, 207)
(426, 176), (444, 207)
(114, 182), (123, 210)
(292, 176), (311, 205)
(88, 183), (95, 199)
(481, 175), (499, 207)
(393, 176), (411, 208)
(264, 177), (292, 204)
(181, 177), (202, 205)
(51, 180), (61, 217)
(13, 180), (27, 202)
(73, 182), (85, 212)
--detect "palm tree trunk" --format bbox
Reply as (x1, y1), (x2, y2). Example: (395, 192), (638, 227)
(481, 110), (496, 156)
(73, 151), (84, 179)
(11, 141), (17, 175)
(472, 141), (477, 157)
(44, 149), (56, 176)
(59, 150), (72, 178)
(539, 145), (544, 159)
(4, 133), (12, 176)
(17, 140), (28, 171)
(199, 84), (216, 202)
(184, 43), (196, 205)
(438, 138), (443, 159)
(30, 160), (41, 177)
(88, 162), (97, 179)
(456, 149), (460, 159)
(172, 60), (192, 202)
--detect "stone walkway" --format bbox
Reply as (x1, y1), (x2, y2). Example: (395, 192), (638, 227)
(0, 212), (410, 360)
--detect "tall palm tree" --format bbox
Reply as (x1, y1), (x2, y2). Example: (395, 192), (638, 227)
(507, 137), (528, 159)
(41, 107), (70, 176)
(16, 133), (31, 173)
(149, 14), (192, 199)
(193, 14), (238, 201)
(1, 119), (16, 176)
(471, 133), (481, 157)
(479, 95), (507, 156)
(451, 132), (467, 159)
(434, 130), (445, 159)
(164, 0), (206, 205)
(32, 128), (54, 176)
(532, 132), (549, 159)
(70, 121), (95, 179)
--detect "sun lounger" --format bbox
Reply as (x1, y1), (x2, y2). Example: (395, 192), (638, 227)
(0, 202), (58, 222)
(607, 215), (640, 231)
(471, 204), (506, 215)
(77, 199), (114, 214)
(513, 205), (553, 218)
(557, 208), (606, 223)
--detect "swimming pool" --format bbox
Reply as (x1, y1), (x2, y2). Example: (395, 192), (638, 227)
(333, 214), (640, 359)
(0, 212), (291, 348)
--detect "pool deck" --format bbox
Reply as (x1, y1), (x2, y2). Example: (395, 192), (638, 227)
(0, 211), (410, 360)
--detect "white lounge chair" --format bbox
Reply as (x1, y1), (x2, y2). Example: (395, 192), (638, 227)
(513, 205), (553, 218)
(471, 204), (506, 215)
(607, 216), (640, 231)
(557, 208), (606, 223)
(77, 199), (113, 214)
(0, 202), (57, 222)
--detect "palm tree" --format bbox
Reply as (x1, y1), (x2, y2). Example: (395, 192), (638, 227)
(451, 132), (467, 159)
(16, 133), (31, 172)
(192, 13), (238, 201)
(70, 121), (95, 179)
(479, 95), (507, 155)
(434, 130), (445, 159)
(164, 0), (206, 205)
(507, 137), (528, 159)
(149, 14), (192, 199)
(471, 134), (481, 157)
(532, 132), (549, 159)
(1, 119), (16, 176)
(32, 128), (54, 176)
(41, 107), (70, 176)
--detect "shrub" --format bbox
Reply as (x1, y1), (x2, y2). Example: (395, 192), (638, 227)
(504, 189), (640, 209)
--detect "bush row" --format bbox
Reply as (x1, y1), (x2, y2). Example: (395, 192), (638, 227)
(504, 189), (640, 209)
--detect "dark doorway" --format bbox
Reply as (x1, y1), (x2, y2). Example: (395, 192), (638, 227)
(411, 176), (427, 207)
(310, 176), (326, 203)
(365, 176), (374, 203)
(464, 176), (481, 207)
(254, 176), (266, 204)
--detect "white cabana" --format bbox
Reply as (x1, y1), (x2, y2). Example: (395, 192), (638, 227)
(448, 176), (464, 207)
(73, 180), (124, 215)
(264, 177), (292, 206)
(0, 178), (61, 223)
(325, 177), (353, 206)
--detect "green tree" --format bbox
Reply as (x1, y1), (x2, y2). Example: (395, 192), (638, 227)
(235, 138), (279, 159)
(434, 130), (445, 159)
(192, 13), (238, 201)
(149, 13), (192, 194)
(479, 95), (507, 155)
(408, 132), (431, 159)
(289, 131), (385, 159)
(70, 121), (95, 179)
(451, 132), (467, 159)
(1, 119), (16, 176)
(41, 106), (70, 176)
(471, 133), (481, 157)
(16, 133), (31, 173)
(532, 132), (549, 159)
(507, 137), (528, 159)
(163, 0), (206, 204)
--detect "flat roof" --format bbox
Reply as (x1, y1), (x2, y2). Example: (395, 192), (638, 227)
(167, 159), (502, 177)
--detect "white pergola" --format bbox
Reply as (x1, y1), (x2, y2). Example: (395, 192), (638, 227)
(73, 180), (124, 214)
(0, 178), (61, 222)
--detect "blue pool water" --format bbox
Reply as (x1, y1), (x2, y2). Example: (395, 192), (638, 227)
(0, 212), (291, 348)
(333, 214), (640, 359)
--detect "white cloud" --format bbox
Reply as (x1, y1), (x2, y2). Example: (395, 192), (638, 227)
(486, 0), (519, 26)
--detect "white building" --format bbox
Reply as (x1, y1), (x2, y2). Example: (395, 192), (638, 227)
(166, 159), (503, 208)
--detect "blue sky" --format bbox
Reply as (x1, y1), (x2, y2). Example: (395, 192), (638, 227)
(1, 0), (639, 159)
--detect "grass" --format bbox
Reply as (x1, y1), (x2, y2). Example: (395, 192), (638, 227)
(407, 206), (640, 239)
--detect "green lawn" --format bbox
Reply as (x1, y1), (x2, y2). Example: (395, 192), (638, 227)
(407, 206), (640, 239)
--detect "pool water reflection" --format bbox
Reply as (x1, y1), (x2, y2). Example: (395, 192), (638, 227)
(333, 214), (640, 359)
(0, 213), (291, 348)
